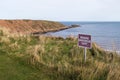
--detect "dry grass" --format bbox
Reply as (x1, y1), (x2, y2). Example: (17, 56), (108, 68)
(0, 31), (120, 80)
(0, 27), (10, 35)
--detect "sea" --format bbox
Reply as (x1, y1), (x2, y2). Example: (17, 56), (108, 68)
(47, 22), (120, 52)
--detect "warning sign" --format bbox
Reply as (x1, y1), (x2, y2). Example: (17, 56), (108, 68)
(78, 34), (91, 48)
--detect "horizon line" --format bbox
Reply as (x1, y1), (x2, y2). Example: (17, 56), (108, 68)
(0, 19), (120, 22)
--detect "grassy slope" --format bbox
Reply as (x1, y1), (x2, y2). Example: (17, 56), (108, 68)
(0, 49), (54, 80)
(0, 32), (120, 80)
(0, 20), (66, 34)
(0, 54), (43, 80)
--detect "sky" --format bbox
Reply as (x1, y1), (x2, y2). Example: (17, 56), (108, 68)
(0, 0), (120, 21)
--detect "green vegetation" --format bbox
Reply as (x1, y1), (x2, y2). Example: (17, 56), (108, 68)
(0, 31), (120, 80)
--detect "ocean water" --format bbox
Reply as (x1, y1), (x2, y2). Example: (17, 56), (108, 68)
(48, 22), (120, 51)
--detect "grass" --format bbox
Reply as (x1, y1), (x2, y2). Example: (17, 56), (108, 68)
(0, 31), (120, 80)
(0, 54), (49, 80)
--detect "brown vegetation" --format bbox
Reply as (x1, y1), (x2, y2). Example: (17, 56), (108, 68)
(0, 20), (66, 35)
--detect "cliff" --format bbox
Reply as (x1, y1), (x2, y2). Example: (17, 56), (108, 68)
(0, 20), (66, 35)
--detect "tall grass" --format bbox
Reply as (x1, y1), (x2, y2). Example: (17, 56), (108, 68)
(0, 31), (120, 80)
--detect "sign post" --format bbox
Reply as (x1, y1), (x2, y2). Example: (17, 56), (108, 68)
(78, 34), (92, 62)
(84, 48), (87, 62)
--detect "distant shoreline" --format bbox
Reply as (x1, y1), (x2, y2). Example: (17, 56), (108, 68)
(32, 25), (80, 35)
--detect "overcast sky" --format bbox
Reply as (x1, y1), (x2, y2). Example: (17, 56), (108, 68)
(0, 0), (120, 21)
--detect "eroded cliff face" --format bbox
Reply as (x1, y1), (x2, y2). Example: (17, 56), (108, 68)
(0, 20), (66, 35)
